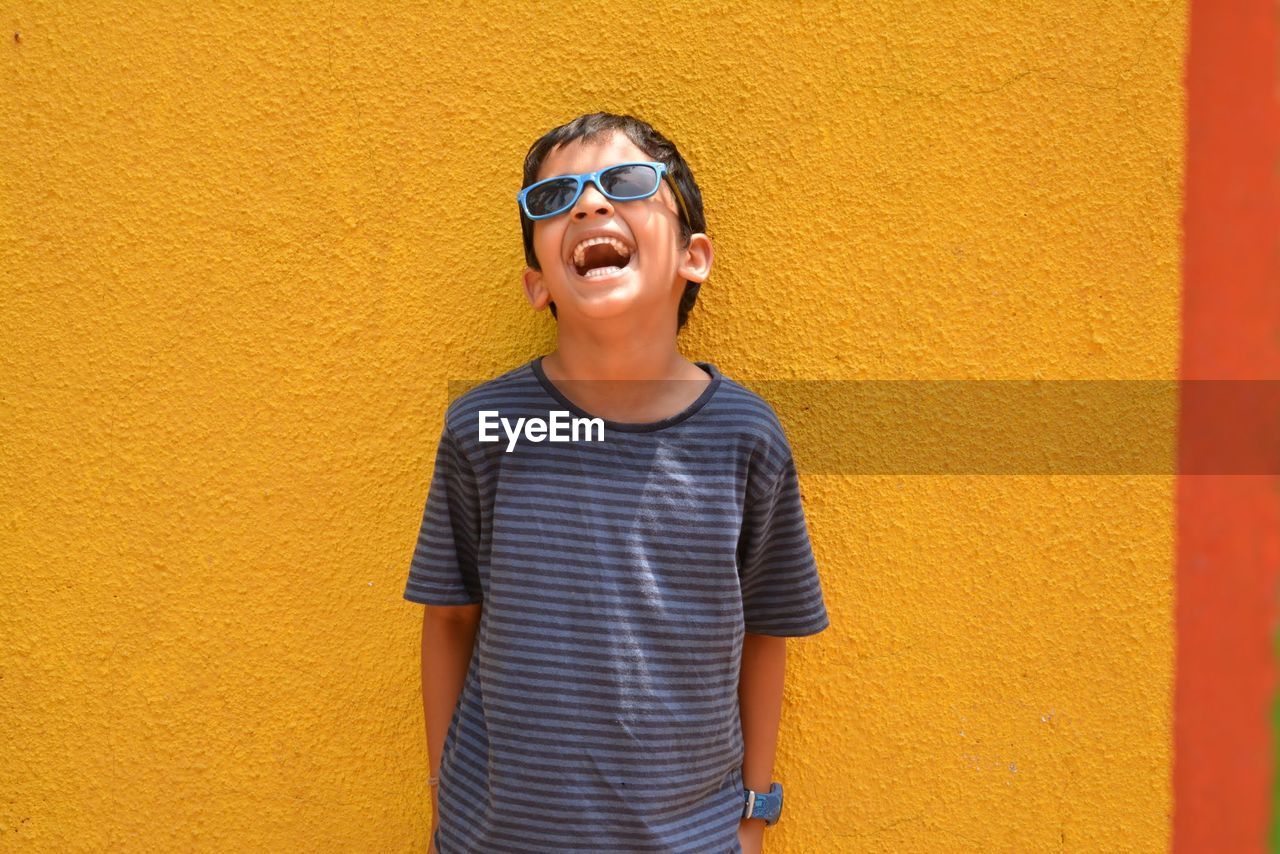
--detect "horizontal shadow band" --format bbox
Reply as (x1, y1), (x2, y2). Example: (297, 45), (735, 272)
(444, 379), (1280, 475)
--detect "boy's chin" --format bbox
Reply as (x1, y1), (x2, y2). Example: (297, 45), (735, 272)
(560, 280), (639, 308)
(553, 276), (667, 318)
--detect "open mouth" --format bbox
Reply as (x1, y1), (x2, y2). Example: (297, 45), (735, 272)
(569, 237), (636, 282)
(571, 253), (636, 282)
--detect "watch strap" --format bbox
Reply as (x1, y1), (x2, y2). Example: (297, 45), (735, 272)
(741, 781), (783, 826)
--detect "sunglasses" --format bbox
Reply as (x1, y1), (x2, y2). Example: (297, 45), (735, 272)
(517, 160), (691, 225)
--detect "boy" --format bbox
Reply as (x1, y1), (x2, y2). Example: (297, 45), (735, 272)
(404, 112), (830, 853)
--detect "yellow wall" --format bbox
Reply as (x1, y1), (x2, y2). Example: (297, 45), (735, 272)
(1, 2), (1184, 849)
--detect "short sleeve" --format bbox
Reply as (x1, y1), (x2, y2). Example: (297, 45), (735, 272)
(403, 422), (484, 606)
(737, 447), (830, 636)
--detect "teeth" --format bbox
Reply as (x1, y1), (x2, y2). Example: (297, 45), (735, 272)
(571, 236), (633, 268)
(581, 265), (625, 279)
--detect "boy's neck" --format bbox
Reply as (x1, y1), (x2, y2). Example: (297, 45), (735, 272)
(542, 317), (701, 381)
(540, 337), (711, 424)
(544, 339), (692, 383)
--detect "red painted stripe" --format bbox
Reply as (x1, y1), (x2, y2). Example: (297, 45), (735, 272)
(1176, 0), (1280, 850)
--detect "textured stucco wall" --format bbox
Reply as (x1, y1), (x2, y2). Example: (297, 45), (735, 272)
(1, 2), (1185, 850)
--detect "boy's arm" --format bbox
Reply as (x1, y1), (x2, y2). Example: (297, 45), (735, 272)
(421, 604), (482, 828)
(738, 632), (788, 842)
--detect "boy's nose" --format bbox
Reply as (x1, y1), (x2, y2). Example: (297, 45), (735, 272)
(571, 181), (613, 216)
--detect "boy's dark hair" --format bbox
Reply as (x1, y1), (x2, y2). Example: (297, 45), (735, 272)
(519, 112), (708, 332)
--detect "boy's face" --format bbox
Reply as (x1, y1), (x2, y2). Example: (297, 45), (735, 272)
(521, 132), (712, 330)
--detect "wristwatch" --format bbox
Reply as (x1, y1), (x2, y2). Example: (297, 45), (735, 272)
(742, 781), (783, 826)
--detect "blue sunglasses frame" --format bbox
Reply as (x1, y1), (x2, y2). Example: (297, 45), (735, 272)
(517, 160), (691, 225)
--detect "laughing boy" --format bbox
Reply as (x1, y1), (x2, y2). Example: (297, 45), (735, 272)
(405, 112), (830, 853)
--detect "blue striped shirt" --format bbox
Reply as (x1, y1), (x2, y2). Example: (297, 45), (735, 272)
(405, 356), (830, 853)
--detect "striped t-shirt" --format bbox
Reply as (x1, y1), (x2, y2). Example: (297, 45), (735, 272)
(404, 355), (830, 853)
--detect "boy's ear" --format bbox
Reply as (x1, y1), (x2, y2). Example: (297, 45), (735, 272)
(676, 233), (714, 285)
(523, 267), (552, 311)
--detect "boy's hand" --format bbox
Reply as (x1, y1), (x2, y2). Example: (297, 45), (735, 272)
(738, 818), (765, 854)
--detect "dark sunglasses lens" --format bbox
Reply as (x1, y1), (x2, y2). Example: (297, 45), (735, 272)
(525, 178), (579, 216)
(601, 164), (659, 199)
